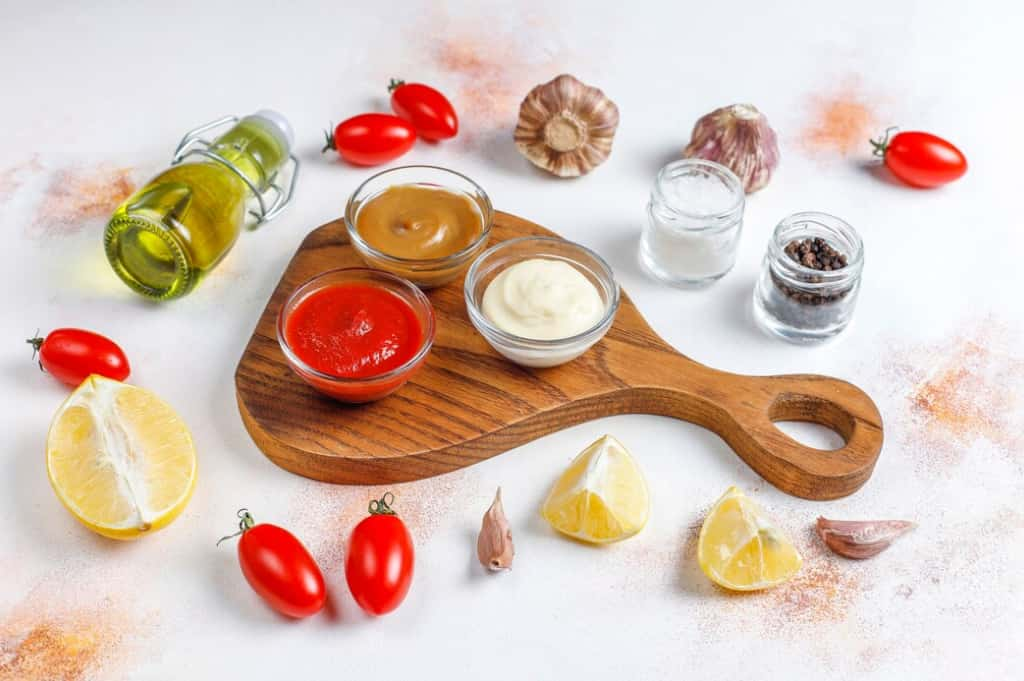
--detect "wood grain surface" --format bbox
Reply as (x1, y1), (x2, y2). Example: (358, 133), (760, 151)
(235, 211), (884, 500)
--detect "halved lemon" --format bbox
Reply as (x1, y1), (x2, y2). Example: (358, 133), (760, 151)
(541, 435), (649, 544)
(698, 486), (801, 591)
(46, 375), (197, 540)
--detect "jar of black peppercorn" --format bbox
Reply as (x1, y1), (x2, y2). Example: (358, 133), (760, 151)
(753, 212), (864, 343)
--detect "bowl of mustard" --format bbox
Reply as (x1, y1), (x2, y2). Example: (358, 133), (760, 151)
(344, 165), (493, 288)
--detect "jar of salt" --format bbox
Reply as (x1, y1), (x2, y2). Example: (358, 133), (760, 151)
(640, 159), (745, 287)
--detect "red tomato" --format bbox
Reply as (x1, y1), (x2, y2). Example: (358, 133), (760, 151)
(871, 128), (967, 188)
(345, 493), (414, 616)
(388, 79), (458, 141)
(27, 328), (130, 387)
(219, 510), (326, 619)
(322, 114), (416, 166)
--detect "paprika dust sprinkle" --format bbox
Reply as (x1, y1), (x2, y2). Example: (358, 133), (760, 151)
(683, 520), (862, 640)
(763, 536), (860, 625)
(617, 526), (692, 591)
(0, 609), (125, 681)
(434, 36), (565, 133)
(0, 157), (42, 204)
(416, 8), (570, 138)
(287, 483), (366, 572)
(288, 469), (474, 572)
(33, 165), (136, 237)
(874, 319), (1024, 472)
(910, 335), (1024, 454)
(800, 80), (877, 156)
(0, 168), (21, 203)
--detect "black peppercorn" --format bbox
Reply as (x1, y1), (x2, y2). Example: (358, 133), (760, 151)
(771, 237), (850, 305)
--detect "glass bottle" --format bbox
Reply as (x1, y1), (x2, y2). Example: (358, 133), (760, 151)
(640, 159), (745, 287)
(752, 211), (864, 343)
(104, 110), (296, 300)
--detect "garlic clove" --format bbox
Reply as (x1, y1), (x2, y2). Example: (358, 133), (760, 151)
(683, 103), (780, 193)
(477, 487), (514, 571)
(816, 517), (916, 559)
(514, 74), (620, 178)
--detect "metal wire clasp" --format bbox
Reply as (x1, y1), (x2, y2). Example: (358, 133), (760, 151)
(171, 115), (299, 227)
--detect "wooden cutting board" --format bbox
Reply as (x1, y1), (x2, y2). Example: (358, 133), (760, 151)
(235, 211), (883, 500)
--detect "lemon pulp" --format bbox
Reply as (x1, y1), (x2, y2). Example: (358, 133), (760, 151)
(46, 375), (197, 540)
(697, 486), (801, 591)
(541, 435), (649, 544)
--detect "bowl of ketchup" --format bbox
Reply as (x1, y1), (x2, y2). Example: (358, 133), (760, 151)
(277, 268), (435, 403)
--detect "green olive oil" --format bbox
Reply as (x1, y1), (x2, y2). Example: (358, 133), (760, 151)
(104, 111), (292, 300)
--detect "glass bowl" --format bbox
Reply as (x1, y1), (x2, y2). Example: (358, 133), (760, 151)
(464, 236), (620, 368)
(344, 165), (494, 288)
(277, 268), (435, 403)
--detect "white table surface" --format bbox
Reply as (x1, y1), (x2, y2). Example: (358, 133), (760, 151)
(2, 1), (1021, 679)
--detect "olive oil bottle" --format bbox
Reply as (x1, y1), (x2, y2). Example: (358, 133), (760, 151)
(104, 110), (295, 300)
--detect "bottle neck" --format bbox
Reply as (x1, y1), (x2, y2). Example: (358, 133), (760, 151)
(206, 117), (289, 193)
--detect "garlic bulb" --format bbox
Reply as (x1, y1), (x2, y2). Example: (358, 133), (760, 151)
(514, 74), (619, 178)
(816, 517), (916, 559)
(477, 487), (514, 571)
(683, 104), (779, 193)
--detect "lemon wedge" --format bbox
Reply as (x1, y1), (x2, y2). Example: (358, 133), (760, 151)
(541, 435), (649, 544)
(698, 486), (801, 591)
(46, 375), (197, 540)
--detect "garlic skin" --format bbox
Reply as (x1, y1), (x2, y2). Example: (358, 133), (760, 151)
(514, 74), (620, 178)
(683, 104), (780, 193)
(816, 517), (916, 559)
(477, 487), (514, 571)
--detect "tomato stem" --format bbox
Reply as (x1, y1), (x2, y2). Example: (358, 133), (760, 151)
(387, 78), (405, 94)
(321, 126), (336, 154)
(870, 126), (900, 158)
(217, 508), (256, 545)
(368, 492), (397, 515)
(25, 336), (43, 354)
(26, 330), (45, 371)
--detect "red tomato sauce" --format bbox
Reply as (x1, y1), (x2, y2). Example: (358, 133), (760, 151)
(284, 283), (423, 379)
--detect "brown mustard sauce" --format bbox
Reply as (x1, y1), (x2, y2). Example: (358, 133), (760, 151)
(355, 184), (483, 260)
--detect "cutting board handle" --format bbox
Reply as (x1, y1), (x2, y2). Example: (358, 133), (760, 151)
(710, 371), (883, 499)
(606, 327), (884, 500)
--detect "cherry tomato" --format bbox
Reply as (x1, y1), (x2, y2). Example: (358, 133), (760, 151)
(388, 79), (458, 141)
(219, 509), (325, 619)
(345, 493), (414, 616)
(322, 114), (416, 166)
(871, 128), (967, 188)
(27, 328), (130, 387)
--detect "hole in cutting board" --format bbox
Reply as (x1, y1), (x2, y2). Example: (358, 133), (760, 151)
(773, 421), (845, 451)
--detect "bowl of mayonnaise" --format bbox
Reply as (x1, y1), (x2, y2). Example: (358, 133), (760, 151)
(464, 236), (620, 368)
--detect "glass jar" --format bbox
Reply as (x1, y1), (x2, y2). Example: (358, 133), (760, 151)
(639, 159), (745, 287)
(752, 211), (864, 343)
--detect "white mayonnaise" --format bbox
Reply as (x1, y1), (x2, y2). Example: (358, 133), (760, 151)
(481, 258), (604, 340)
